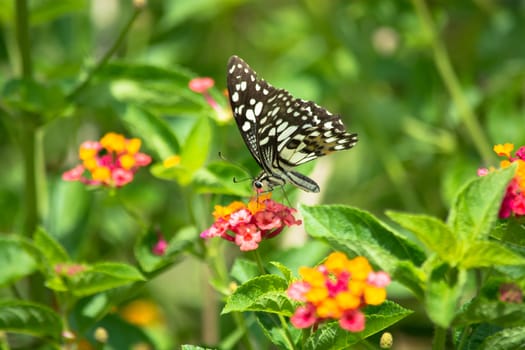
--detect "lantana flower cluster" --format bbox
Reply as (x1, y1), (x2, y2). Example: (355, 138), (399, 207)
(287, 252), (390, 332)
(62, 132), (151, 188)
(478, 143), (525, 218)
(200, 195), (301, 251)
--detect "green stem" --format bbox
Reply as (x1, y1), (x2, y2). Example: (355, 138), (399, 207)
(278, 314), (297, 350)
(411, 0), (493, 164)
(432, 326), (447, 350)
(0, 331), (10, 350)
(15, 0), (32, 78)
(66, 7), (142, 101)
(253, 250), (267, 275)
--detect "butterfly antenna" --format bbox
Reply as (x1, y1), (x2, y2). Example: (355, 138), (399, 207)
(218, 151), (254, 184)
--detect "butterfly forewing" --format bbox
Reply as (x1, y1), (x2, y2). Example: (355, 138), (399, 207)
(227, 55), (358, 192)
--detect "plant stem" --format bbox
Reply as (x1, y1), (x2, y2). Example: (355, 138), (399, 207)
(411, 0), (493, 164)
(278, 314), (297, 350)
(253, 250), (267, 274)
(66, 6), (142, 101)
(432, 326), (447, 350)
(15, 0), (32, 78)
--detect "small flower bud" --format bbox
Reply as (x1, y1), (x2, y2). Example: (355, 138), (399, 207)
(380, 332), (393, 348)
(94, 327), (109, 343)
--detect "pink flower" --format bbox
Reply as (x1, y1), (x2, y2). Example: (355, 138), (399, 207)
(62, 165), (85, 181)
(339, 310), (365, 332)
(134, 153), (152, 166)
(326, 271), (350, 296)
(477, 168), (489, 176)
(367, 271), (391, 288)
(112, 168), (134, 187)
(287, 281), (310, 302)
(229, 209), (252, 227)
(235, 224), (261, 251)
(254, 210), (281, 230)
(152, 235), (168, 256)
(189, 77), (214, 93)
(290, 304), (317, 329)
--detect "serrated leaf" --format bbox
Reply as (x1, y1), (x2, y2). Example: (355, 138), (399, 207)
(448, 165), (516, 242)
(222, 275), (294, 316)
(0, 300), (62, 340)
(33, 227), (70, 264)
(0, 236), (38, 286)
(386, 211), (460, 263)
(480, 326), (525, 350)
(303, 301), (412, 350)
(269, 261), (293, 282)
(391, 261), (426, 298)
(454, 297), (525, 327)
(300, 205), (426, 273)
(425, 264), (467, 328)
(70, 262), (145, 297)
(461, 241), (525, 269)
(122, 105), (179, 159)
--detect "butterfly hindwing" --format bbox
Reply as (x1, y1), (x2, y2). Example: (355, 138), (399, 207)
(226, 55), (358, 192)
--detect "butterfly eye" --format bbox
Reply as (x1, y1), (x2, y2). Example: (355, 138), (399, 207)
(253, 180), (263, 189)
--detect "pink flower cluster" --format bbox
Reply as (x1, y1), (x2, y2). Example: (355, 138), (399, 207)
(189, 77), (232, 122)
(478, 143), (525, 218)
(200, 195), (301, 251)
(62, 132), (151, 188)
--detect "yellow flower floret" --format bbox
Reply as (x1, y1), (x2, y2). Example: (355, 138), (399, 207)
(305, 286), (329, 304)
(212, 201), (246, 220)
(364, 286), (387, 305)
(100, 132), (126, 153)
(335, 291), (361, 310)
(92, 166), (111, 182)
(347, 256), (373, 281)
(119, 154), (136, 170)
(316, 298), (342, 318)
(493, 143), (514, 158)
(299, 267), (325, 287)
(126, 138), (142, 154)
(324, 252), (350, 275)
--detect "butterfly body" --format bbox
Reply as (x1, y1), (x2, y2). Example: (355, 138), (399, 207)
(227, 55), (358, 193)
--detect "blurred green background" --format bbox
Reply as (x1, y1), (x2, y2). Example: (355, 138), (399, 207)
(1, 0), (525, 348)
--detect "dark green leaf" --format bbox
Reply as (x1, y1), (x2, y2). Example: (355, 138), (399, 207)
(300, 205), (426, 273)
(454, 297), (525, 327)
(448, 165), (516, 242)
(222, 275), (295, 316)
(255, 312), (300, 349)
(0, 300), (62, 340)
(480, 326), (525, 350)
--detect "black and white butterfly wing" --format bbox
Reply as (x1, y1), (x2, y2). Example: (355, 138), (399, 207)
(227, 55), (358, 192)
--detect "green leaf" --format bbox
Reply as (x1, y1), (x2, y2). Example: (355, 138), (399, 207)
(230, 258), (259, 284)
(122, 105), (179, 159)
(269, 261), (293, 282)
(70, 262), (145, 297)
(425, 264), (467, 328)
(192, 162), (252, 197)
(181, 345), (216, 350)
(303, 301), (413, 350)
(222, 275), (295, 316)
(180, 117), (211, 178)
(390, 260), (426, 298)
(480, 326), (525, 350)
(134, 226), (194, 273)
(0, 300), (62, 340)
(300, 205), (426, 273)
(386, 211), (460, 264)
(448, 165), (516, 242)
(30, 0), (88, 25)
(0, 236), (38, 286)
(454, 297), (525, 327)
(460, 241), (525, 269)
(33, 227), (70, 265)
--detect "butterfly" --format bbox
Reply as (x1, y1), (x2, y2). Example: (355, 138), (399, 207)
(227, 55), (358, 193)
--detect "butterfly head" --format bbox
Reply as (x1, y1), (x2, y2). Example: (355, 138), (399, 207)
(252, 172), (286, 193)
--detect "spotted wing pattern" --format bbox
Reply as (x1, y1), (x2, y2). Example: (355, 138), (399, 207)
(227, 55), (358, 192)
